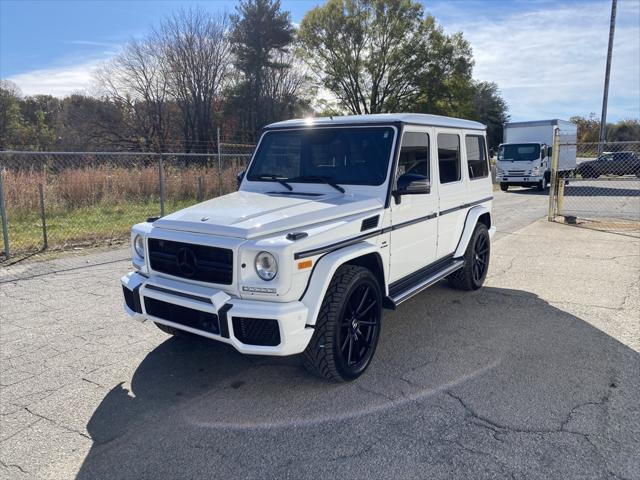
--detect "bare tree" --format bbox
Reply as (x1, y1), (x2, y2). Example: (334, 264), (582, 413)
(157, 8), (233, 152)
(96, 39), (172, 151)
(262, 52), (314, 121)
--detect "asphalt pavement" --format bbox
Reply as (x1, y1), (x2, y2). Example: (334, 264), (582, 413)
(1, 189), (639, 480)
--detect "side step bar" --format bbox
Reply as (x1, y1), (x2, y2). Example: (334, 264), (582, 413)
(385, 259), (464, 309)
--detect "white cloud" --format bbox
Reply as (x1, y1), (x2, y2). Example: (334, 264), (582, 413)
(6, 59), (103, 97)
(444, 0), (640, 121)
(5, 0), (639, 123)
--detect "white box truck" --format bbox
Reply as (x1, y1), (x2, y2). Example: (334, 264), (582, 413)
(496, 119), (577, 191)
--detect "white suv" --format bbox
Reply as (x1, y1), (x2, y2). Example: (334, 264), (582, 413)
(121, 114), (495, 381)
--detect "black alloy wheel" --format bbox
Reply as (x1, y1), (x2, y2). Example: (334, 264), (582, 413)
(302, 265), (382, 382)
(337, 282), (380, 373)
(448, 222), (491, 291)
(472, 231), (489, 284)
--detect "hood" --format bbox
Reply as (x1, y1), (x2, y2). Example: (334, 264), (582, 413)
(152, 190), (382, 239)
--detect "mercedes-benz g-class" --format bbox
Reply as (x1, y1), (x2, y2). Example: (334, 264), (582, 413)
(121, 114), (495, 381)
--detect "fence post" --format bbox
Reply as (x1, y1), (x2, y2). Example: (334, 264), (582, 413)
(197, 177), (204, 202)
(547, 129), (561, 221)
(158, 153), (166, 217)
(217, 128), (223, 197)
(38, 183), (48, 250)
(0, 169), (9, 259)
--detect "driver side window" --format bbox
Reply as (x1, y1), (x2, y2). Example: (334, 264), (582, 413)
(397, 132), (430, 183)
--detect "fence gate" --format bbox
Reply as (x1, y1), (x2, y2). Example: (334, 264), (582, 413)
(549, 140), (640, 237)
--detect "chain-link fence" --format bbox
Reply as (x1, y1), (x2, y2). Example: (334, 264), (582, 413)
(549, 140), (640, 236)
(0, 142), (255, 261)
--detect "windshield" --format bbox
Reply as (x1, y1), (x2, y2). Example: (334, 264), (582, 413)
(498, 143), (541, 162)
(247, 127), (395, 186)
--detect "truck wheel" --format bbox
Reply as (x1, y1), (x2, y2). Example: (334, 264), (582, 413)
(500, 183), (509, 192)
(302, 265), (382, 382)
(448, 223), (490, 291)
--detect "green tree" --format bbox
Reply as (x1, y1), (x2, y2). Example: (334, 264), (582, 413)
(469, 81), (509, 149)
(230, 0), (305, 136)
(0, 81), (28, 150)
(298, 0), (427, 114)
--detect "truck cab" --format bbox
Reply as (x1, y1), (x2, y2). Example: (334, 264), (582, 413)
(496, 142), (550, 191)
(121, 113), (495, 382)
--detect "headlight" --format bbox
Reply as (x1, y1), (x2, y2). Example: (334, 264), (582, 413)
(133, 235), (145, 258)
(255, 251), (277, 281)
(496, 167), (503, 174)
(532, 167), (540, 175)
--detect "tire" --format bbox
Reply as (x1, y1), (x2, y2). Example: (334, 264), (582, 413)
(500, 183), (509, 192)
(448, 223), (490, 291)
(536, 180), (544, 191)
(302, 265), (382, 382)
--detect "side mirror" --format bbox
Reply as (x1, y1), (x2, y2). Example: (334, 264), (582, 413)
(393, 173), (430, 203)
(489, 148), (495, 158)
(236, 170), (246, 189)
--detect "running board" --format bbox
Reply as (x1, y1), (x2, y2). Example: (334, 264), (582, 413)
(385, 258), (465, 309)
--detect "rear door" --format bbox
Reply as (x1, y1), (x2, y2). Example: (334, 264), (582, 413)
(388, 129), (438, 283)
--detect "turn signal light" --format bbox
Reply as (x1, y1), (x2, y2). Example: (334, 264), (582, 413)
(297, 260), (313, 270)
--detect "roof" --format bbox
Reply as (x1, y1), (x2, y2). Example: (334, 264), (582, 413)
(265, 113), (486, 131)
(505, 119), (575, 128)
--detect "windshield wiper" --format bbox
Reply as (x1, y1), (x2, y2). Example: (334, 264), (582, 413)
(256, 175), (292, 191)
(287, 175), (345, 193)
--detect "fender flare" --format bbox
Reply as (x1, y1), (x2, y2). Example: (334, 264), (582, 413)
(453, 205), (491, 258)
(301, 242), (381, 326)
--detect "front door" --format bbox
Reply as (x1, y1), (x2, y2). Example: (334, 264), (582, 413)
(388, 129), (439, 283)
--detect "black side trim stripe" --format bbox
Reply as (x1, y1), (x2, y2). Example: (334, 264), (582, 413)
(384, 212), (437, 233)
(294, 230), (381, 259)
(145, 284), (212, 304)
(293, 196), (492, 260)
(439, 196), (493, 216)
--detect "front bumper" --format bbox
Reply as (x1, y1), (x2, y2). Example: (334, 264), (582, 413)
(121, 271), (313, 356)
(497, 175), (542, 185)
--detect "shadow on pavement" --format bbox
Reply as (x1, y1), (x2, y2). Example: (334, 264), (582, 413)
(75, 285), (639, 480)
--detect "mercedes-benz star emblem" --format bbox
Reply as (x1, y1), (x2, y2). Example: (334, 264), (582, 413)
(176, 247), (198, 277)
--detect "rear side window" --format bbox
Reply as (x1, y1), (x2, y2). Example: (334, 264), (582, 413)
(437, 133), (461, 184)
(397, 132), (429, 180)
(466, 135), (488, 179)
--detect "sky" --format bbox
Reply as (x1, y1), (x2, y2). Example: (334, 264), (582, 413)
(0, 0), (638, 122)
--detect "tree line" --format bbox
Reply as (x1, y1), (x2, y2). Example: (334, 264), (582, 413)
(3, 0), (520, 153)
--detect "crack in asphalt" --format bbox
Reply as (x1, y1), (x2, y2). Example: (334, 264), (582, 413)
(445, 387), (630, 480)
(23, 406), (91, 440)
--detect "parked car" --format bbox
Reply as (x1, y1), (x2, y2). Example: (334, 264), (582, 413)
(576, 151), (640, 178)
(121, 114), (495, 381)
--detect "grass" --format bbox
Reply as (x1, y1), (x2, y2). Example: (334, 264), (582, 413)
(0, 162), (243, 256)
(3, 198), (196, 254)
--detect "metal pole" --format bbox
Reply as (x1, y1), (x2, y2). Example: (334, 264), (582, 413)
(158, 153), (166, 217)
(0, 169), (9, 259)
(197, 177), (204, 202)
(547, 129), (561, 221)
(217, 128), (222, 197)
(598, 0), (617, 154)
(38, 183), (48, 250)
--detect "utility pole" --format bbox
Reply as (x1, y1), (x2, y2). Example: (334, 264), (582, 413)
(598, 0), (617, 153)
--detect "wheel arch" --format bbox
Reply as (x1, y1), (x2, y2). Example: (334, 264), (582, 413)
(453, 205), (492, 258)
(301, 243), (386, 326)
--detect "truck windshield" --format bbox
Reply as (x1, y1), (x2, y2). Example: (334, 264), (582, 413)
(247, 127), (395, 186)
(498, 143), (541, 161)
